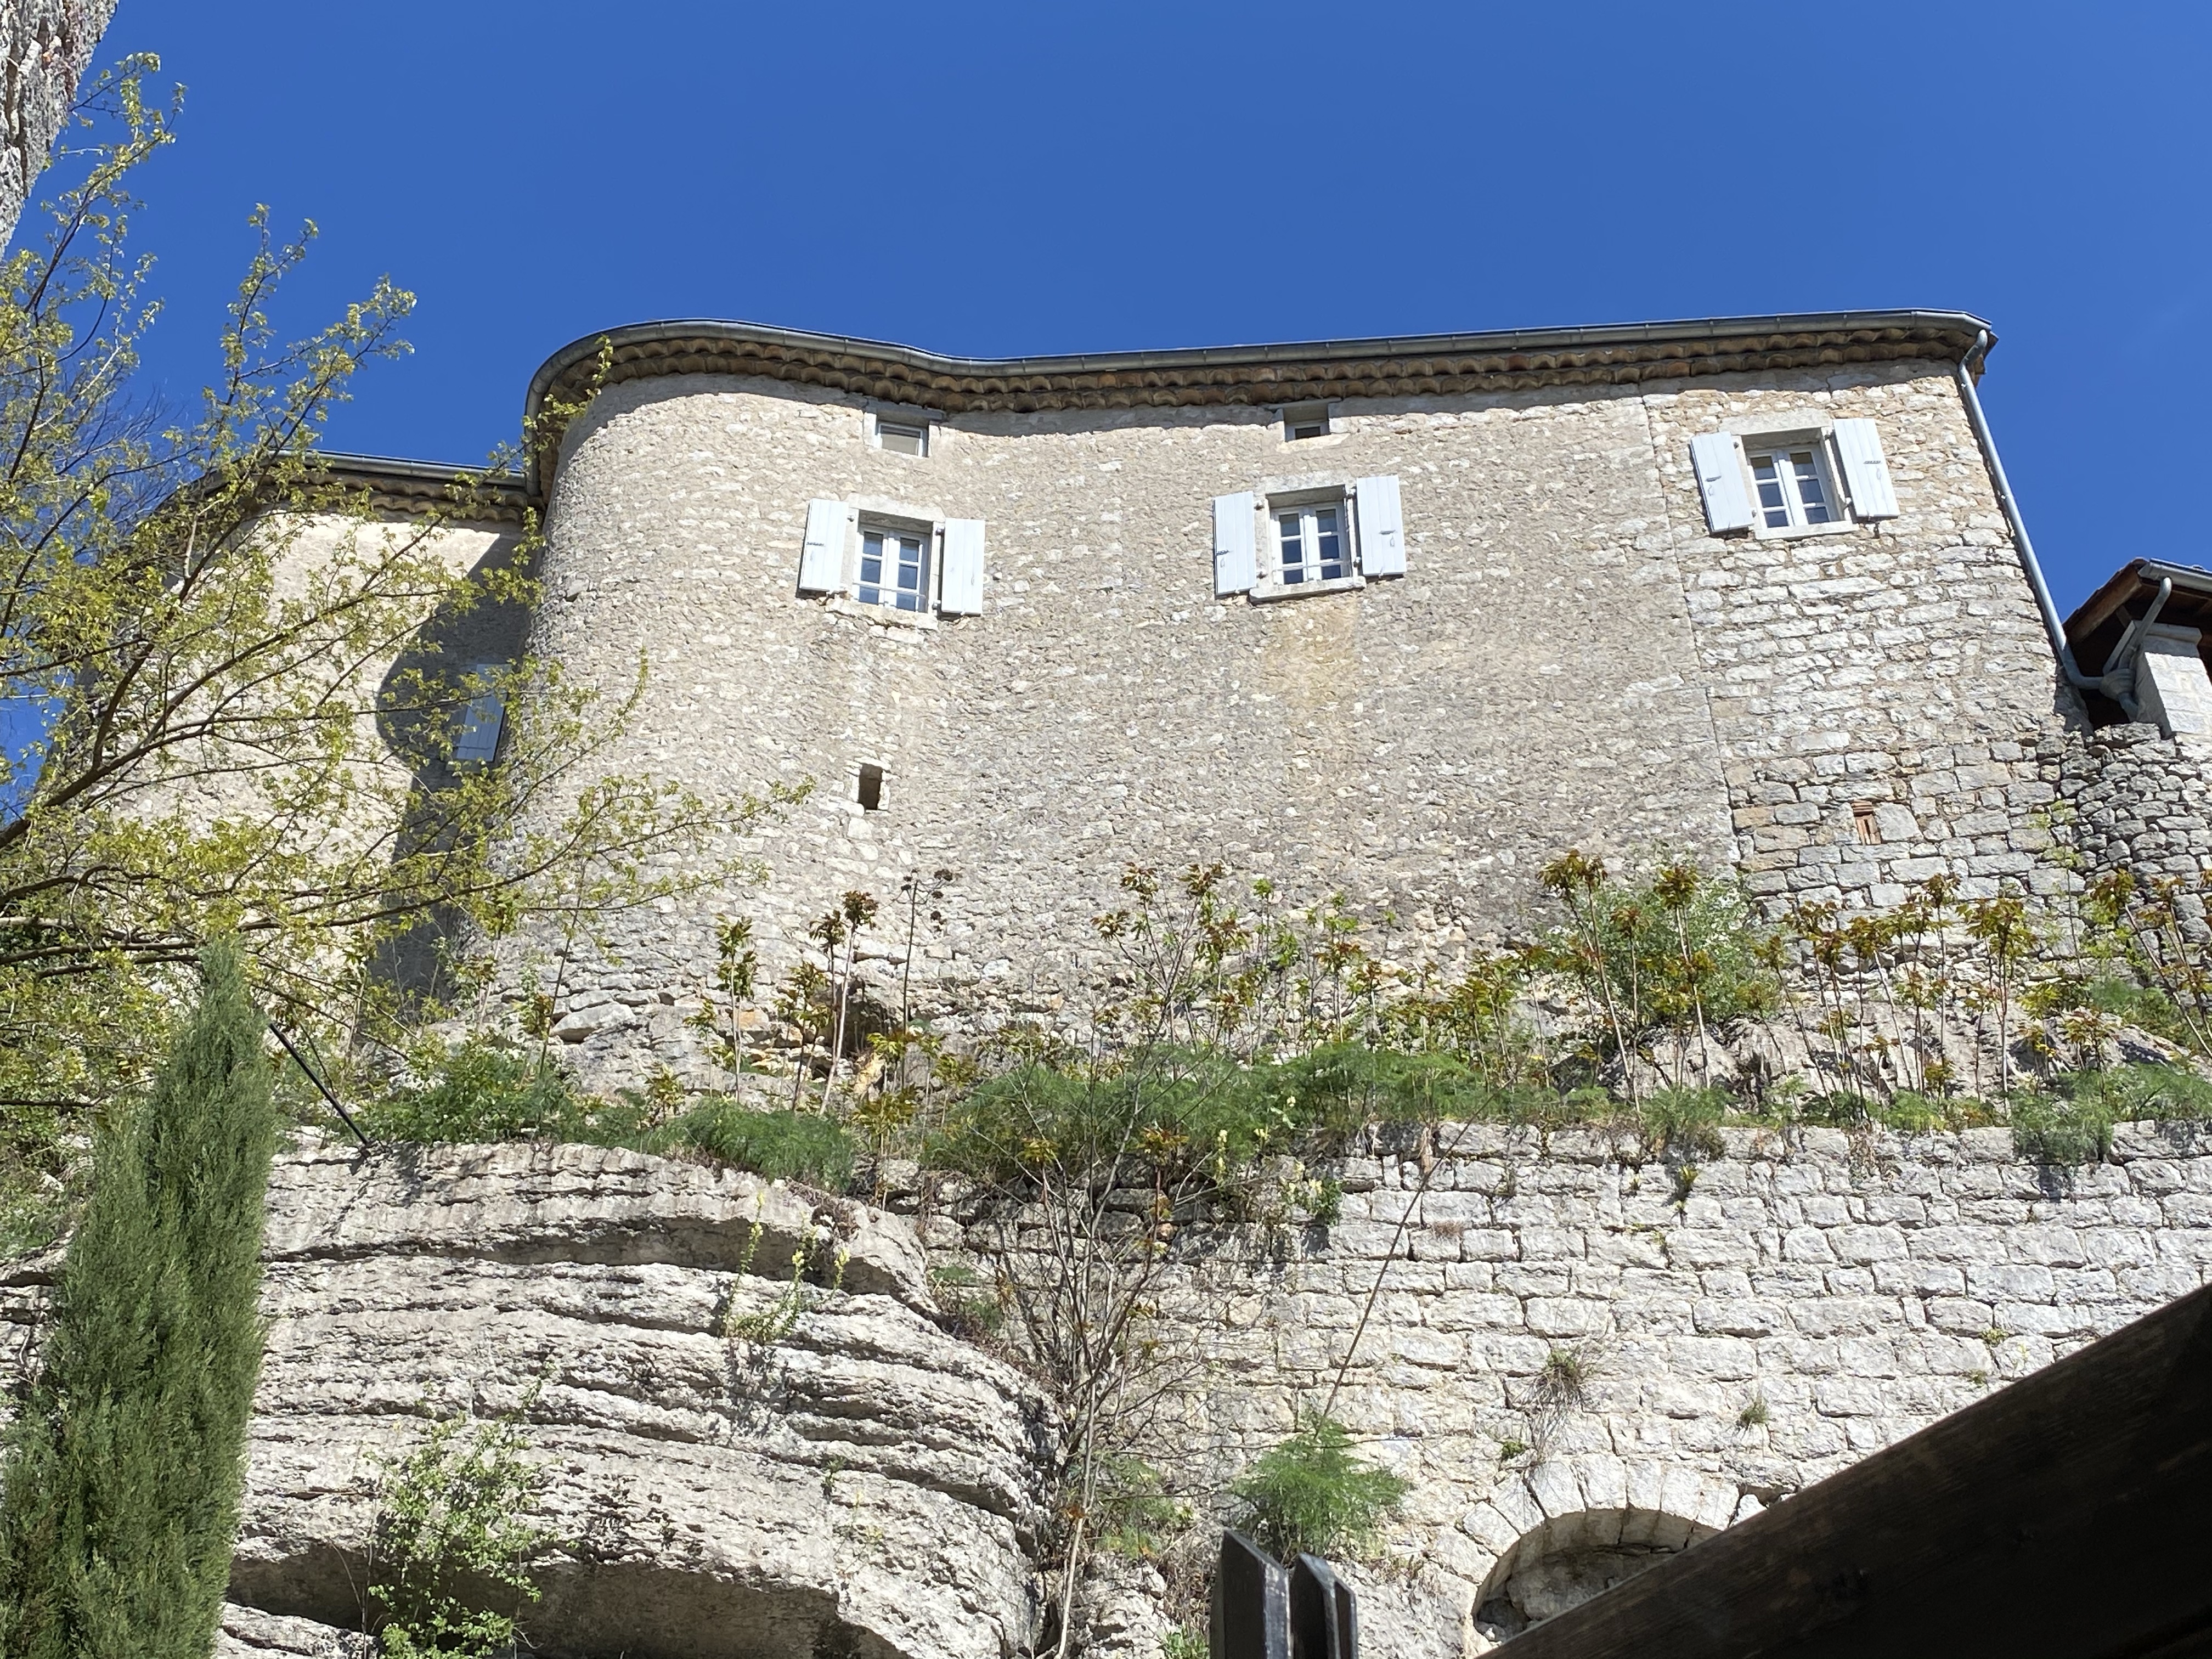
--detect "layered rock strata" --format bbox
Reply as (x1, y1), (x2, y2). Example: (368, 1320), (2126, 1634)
(199, 1139), (1052, 1659)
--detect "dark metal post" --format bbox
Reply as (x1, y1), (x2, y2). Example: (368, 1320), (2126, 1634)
(1212, 1531), (1289, 1659)
(268, 1021), (372, 1149)
(1290, 1554), (1358, 1659)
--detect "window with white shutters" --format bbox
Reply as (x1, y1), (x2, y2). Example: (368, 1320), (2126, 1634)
(1690, 422), (1899, 535)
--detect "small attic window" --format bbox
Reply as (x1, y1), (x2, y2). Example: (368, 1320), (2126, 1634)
(1283, 402), (1331, 442)
(870, 411), (931, 456)
(857, 763), (885, 811)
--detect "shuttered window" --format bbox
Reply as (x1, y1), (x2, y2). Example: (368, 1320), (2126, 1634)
(1691, 423), (1899, 533)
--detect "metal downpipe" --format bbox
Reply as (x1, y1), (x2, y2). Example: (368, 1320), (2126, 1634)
(1953, 329), (2100, 690)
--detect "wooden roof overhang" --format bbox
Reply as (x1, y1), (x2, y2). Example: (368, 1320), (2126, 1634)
(2064, 557), (2212, 724)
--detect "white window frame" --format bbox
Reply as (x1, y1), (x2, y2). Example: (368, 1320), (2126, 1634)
(1732, 427), (1855, 540)
(1281, 401), (1334, 443)
(1253, 489), (1363, 601)
(848, 514), (938, 621)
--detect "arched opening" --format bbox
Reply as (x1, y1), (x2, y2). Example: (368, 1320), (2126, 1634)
(1473, 1506), (1720, 1643)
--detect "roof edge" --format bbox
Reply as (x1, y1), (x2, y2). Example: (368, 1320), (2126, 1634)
(520, 308), (1997, 499)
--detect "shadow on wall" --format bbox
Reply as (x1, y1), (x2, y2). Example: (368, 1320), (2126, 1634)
(368, 527), (535, 1011)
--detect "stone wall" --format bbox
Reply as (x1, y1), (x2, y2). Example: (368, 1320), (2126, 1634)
(1650, 371), (2075, 909)
(515, 354), (2074, 1089)
(0, 0), (112, 248)
(6, 1125), (2208, 1656)
(2055, 721), (2212, 890)
(938, 1116), (2212, 1656)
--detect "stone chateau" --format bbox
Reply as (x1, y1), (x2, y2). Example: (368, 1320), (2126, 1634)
(12, 310), (2209, 1659)
(339, 309), (2212, 1085)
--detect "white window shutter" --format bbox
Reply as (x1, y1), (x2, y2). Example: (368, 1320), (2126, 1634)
(1832, 418), (1900, 520)
(1353, 475), (1406, 576)
(798, 499), (848, 592)
(1213, 492), (1256, 596)
(1689, 432), (1753, 533)
(940, 518), (985, 614)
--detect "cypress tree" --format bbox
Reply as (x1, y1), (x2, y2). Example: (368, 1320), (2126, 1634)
(0, 942), (281, 1657)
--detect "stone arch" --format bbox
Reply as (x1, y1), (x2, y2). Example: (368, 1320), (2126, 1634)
(1456, 1457), (1746, 1649)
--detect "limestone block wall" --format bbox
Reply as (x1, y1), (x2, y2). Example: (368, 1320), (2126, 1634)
(1003, 1117), (2212, 1656)
(2056, 721), (2212, 889)
(1650, 370), (2077, 909)
(515, 353), (2070, 1087)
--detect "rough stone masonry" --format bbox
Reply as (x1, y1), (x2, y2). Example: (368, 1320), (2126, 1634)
(374, 310), (2212, 1090)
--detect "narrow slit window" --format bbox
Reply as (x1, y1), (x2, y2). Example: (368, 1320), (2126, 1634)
(1853, 803), (1881, 845)
(857, 527), (931, 613)
(1276, 503), (1350, 585)
(857, 763), (885, 811)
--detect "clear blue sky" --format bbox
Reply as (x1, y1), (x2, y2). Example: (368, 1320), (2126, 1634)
(84, 1), (2212, 611)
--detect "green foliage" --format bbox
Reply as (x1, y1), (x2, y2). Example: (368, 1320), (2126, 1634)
(2010, 1063), (2212, 1164)
(1534, 854), (1779, 1094)
(360, 1043), (856, 1190)
(369, 1409), (554, 1658)
(0, 943), (280, 1658)
(1091, 1455), (1184, 1559)
(1230, 1414), (1408, 1564)
(671, 1099), (854, 1190)
(0, 69), (780, 1222)
(1162, 1628), (1209, 1659)
(360, 1039), (600, 1142)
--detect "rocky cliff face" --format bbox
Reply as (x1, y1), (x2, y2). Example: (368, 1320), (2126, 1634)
(6, 1139), (1054, 1659)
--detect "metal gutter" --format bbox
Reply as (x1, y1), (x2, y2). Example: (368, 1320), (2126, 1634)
(520, 307), (1995, 499)
(1951, 330), (2101, 693)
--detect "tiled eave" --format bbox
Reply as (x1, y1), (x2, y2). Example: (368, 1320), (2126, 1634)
(521, 308), (1996, 501)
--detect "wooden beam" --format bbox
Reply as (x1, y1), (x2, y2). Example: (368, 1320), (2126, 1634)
(1494, 1281), (2212, 1659)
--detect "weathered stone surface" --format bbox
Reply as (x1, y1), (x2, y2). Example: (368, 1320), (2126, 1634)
(1089, 1120), (2212, 1656)
(233, 1140), (1051, 1659)
(214, 1605), (371, 1658)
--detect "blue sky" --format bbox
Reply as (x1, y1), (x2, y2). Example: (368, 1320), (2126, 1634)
(76, 1), (2212, 610)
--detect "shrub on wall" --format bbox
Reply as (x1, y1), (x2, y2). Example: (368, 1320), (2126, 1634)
(1230, 1414), (1408, 1564)
(0, 944), (280, 1659)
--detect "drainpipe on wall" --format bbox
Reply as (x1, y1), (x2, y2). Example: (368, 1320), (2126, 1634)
(1953, 330), (2103, 695)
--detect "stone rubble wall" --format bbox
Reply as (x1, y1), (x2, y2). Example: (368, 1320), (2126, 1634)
(1647, 373), (2076, 910)
(933, 1116), (2212, 1657)
(511, 357), (2083, 1091)
(0, 0), (112, 248)
(7, 1127), (2210, 1656)
(2055, 721), (2212, 891)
